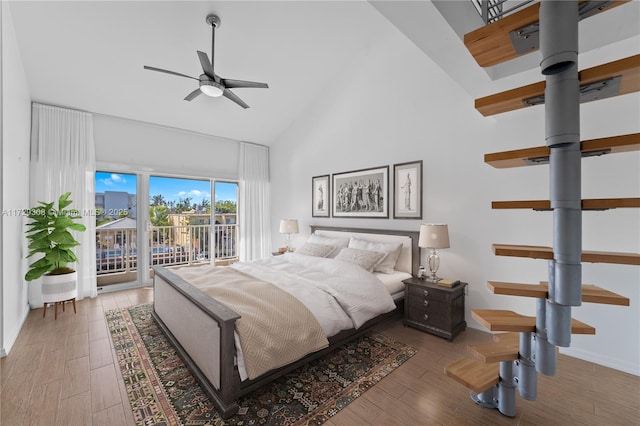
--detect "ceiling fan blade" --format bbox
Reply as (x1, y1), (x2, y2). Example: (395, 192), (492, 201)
(222, 79), (269, 89)
(197, 51), (216, 80)
(184, 88), (202, 101)
(144, 65), (198, 80)
(223, 89), (250, 109)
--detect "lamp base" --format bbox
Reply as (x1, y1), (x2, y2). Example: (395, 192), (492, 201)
(425, 274), (441, 283)
(427, 249), (441, 283)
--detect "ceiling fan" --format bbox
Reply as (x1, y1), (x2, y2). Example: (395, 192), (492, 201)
(144, 14), (268, 109)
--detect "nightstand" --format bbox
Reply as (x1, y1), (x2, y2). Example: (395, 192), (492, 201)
(403, 276), (467, 341)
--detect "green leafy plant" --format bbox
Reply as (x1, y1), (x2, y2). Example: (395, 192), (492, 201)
(25, 192), (86, 281)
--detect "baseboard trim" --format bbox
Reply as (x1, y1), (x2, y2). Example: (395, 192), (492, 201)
(560, 346), (640, 377)
(1, 302), (30, 357)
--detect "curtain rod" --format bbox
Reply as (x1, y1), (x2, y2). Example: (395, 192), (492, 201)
(30, 101), (268, 149)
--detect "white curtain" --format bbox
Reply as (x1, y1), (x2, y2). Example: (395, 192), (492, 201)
(29, 103), (97, 305)
(238, 142), (271, 261)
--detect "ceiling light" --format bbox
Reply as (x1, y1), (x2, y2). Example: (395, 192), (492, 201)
(200, 80), (224, 97)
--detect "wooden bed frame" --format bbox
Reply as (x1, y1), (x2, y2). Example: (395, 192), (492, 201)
(151, 225), (420, 419)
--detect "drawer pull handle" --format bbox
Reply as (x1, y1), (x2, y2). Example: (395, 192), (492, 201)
(423, 290), (429, 297)
(423, 300), (429, 307)
(423, 314), (429, 321)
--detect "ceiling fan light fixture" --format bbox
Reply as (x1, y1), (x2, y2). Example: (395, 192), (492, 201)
(200, 80), (224, 97)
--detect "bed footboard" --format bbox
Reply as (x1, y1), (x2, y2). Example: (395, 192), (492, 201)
(152, 266), (241, 419)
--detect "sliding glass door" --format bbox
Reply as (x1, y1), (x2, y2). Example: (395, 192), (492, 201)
(95, 172), (238, 292)
(95, 172), (138, 289)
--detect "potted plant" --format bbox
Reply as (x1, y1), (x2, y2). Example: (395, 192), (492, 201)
(25, 192), (86, 318)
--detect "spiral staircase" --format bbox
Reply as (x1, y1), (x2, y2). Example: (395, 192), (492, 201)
(443, 0), (640, 417)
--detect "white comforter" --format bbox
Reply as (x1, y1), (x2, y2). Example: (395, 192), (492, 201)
(230, 252), (397, 336)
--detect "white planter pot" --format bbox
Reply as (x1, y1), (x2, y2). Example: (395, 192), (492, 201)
(42, 271), (78, 303)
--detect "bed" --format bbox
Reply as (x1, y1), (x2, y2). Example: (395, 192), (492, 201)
(152, 225), (420, 418)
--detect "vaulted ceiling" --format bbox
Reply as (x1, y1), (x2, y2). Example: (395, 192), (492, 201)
(8, 1), (639, 145)
(9, 1), (392, 145)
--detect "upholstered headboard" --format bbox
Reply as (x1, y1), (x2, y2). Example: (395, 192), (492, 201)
(308, 225), (420, 276)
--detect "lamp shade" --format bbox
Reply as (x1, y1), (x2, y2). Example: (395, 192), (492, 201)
(279, 219), (299, 234)
(419, 224), (450, 249)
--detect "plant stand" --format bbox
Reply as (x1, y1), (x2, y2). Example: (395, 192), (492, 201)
(43, 298), (77, 320)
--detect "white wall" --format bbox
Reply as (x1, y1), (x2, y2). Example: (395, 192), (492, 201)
(1, 2), (33, 356)
(269, 21), (640, 373)
(93, 114), (240, 180)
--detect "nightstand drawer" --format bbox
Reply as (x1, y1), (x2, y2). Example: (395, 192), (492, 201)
(405, 283), (452, 302)
(407, 298), (449, 329)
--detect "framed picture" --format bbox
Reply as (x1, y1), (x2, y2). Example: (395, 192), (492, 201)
(311, 175), (330, 217)
(332, 166), (389, 218)
(393, 160), (422, 219)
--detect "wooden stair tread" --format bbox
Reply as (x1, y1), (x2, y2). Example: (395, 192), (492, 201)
(493, 244), (640, 265)
(492, 332), (520, 344)
(444, 358), (499, 393)
(470, 340), (519, 364)
(488, 281), (630, 306)
(488, 281), (548, 298)
(464, 1), (627, 68)
(539, 282), (630, 306)
(472, 310), (596, 334)
(475, 55), (640, 116)
(492, 198), (640, 211)
(485, 133), (640, 168)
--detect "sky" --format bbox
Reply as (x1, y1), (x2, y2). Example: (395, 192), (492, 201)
(95, 172), (237, 203)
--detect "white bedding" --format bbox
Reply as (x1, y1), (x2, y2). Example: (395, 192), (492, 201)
(223, 252), (397, 381)
(375, 270), (411, 300)
(231, 252), (396, 335)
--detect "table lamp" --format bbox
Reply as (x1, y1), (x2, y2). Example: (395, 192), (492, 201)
(419, 224), (450, 282)
(279, 219), (299, 252)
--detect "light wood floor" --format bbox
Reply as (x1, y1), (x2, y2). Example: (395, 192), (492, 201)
(1, 287), (638, 425)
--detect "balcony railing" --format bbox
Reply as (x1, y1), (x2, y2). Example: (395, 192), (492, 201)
(96, 223), (238, 285)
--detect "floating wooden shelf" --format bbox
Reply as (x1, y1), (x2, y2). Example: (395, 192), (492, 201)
(444, 358), (499, 393)
(472, 310), (596, 334)
(485, 133), (640, 168)
(464, 1), (627, 68)
(470, 340), (520, 364)
(488, 281), (630, 306)
(492, 244), (640, 265)
(475, 55), (640, 116)
(492, 197), (640, 211)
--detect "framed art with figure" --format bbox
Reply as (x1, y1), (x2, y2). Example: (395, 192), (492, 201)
(393, 160), (422, 219)
(312, 175), (330, 217)
(332, 166), (388, 218)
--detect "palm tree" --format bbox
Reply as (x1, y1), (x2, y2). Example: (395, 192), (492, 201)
(150, 194), (166, 206)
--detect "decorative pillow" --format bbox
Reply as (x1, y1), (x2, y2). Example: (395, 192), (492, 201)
(334, 247), (385, 272)
(307, 234), (349, 258)
(296, 242), (336, 258)
(348, 237), (403, 274)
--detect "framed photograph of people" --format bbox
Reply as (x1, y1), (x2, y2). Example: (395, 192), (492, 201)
(332, 166), (389, 218)
(311, 175), (330, 217)
(393, 160), (422, 219)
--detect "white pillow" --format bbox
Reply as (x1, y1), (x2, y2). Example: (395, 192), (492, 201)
(348, 237), (403, 274)
(307, 234), (349, 258)
(333, 247), (385, 272)
(296, 242), (336, 258)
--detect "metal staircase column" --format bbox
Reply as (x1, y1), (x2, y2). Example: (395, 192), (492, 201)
(540, 0), (582, 348)
(516, 332), (537, 400)
(535, 273), (557, 375)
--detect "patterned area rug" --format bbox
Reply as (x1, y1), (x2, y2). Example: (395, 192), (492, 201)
(106, 304), (416, 425)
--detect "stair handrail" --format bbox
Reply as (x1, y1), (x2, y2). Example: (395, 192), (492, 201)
(472, 0), (535, 24)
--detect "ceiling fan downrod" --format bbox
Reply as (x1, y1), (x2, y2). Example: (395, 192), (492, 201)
(206, 14), (220, 69)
